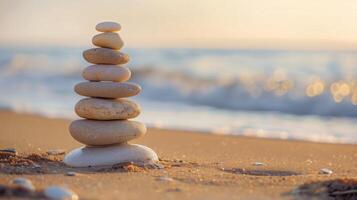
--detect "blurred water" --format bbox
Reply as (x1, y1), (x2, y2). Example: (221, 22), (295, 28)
(0, 47), (357, 143)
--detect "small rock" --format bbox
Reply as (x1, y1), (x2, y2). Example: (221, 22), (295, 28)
(96, 22), (121, 32)
(75, 98), (140, 120)
(0, 148), (17, 155)
(64, 144), (158, 167)
(44, 186), (78, 200)
(320, 168), (333, 175)
(69, 119), (146, 146)
(46, 149), (66, 156)
(65, 172), (77, 176)
(83, 48), (129, 65)
(74, 81), (141, 99)
(252, 162), (266, 166)
(156, 176), (174, 182)
(11, 178), (35, 192)
(92, 32), (124, 50)
(82, 65), (131, 82)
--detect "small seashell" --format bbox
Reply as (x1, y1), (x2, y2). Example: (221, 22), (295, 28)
(65, 172), (77, 176)
(11, 178), (35, 192)
(252, 162), (266, 166)
(44, 186), (78, 200)
(156, 176), (174, 182)
(320, 168), (333, 175)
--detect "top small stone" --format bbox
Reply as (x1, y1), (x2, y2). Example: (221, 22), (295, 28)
(96, 22), (121, 32)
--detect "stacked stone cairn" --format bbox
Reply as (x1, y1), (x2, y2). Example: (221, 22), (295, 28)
(64, 22), (158, 167)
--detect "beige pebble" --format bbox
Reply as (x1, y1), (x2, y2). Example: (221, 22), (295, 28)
(83, 48), (129, 65)
(82, 65), (131, 82)
(75, 98), (140, 120)
(96, 22), (121, 32)
(74, 82), (141, 98)
(69, 120), (146, 146)
(92, 32), (124, 50)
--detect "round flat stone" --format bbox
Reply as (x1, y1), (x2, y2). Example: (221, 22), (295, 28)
(64, 144), (159, 167)
(69, 120), (146, 146)
(74, 82), (141, 98)
(96, 22), (121, 32)
(92, 32), (124, 50)
(75, 98), (140, 120)
(44, 186), (78, 200)
(83, 48), (129, 65)
(82, 65), (131, 82)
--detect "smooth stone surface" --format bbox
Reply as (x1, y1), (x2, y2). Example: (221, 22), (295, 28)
(44, 186), (78, 200)
(69, 120), (146, 146)
(11, 178), (35, 192)
(92, 32), (124, 50)
(96, 22), (121, 32)
(83, 48), (129, 65)
(82, 65), (131, 82)
(74, 82), (141, 99)
(64, 144), (159, 167)
(75, 98), (140, 120)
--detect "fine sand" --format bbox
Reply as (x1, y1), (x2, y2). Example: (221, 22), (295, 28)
(0, 110), (356, 199)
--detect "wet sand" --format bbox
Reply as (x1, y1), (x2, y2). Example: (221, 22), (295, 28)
(0, 110), (356, 199)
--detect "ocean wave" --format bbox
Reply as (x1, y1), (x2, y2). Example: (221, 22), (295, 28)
(131, 67), (357, 117)
(1, 47), (357, 118)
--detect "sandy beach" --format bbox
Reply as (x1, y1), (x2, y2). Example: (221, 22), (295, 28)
(0, 110), (356, 199)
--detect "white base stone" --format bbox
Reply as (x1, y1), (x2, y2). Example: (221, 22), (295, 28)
(64, 144), (158, 167)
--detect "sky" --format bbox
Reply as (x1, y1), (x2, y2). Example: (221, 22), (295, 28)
(1, 0), (357, 49)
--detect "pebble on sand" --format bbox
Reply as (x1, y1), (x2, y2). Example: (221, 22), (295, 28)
(320, 168), (333, 175)
(95, 21), (121, 32)
(64, 144), (158, 167)
(11, 178), (35, 192)
(252, 162), (267, 166)
(44, 186), (78, 200)
(65, 172), (77, 177)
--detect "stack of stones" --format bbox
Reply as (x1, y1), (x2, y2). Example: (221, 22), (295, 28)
(64, 22), (158, 167)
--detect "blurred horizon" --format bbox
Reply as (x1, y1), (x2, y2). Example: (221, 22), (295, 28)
(1, 0), (357, 50)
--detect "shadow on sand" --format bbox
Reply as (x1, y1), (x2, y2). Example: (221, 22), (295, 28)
(222, 167), (301, 176)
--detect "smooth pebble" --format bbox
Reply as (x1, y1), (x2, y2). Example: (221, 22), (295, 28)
(69, 119), (146, 146)
(44, 186), (78, 200)
(65, 172), (77, 176)
(74, 82), (141, 99)
(82, 65), (131, 82)
(11, 178), (35, 192)
(96, 22), (121, 32)
(92, 32), (124, 50)
(320, 168), (333, 175)
(64, 144), (158, 167)
(75, 98), (140, 120)
(83, 48), (129, 65)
